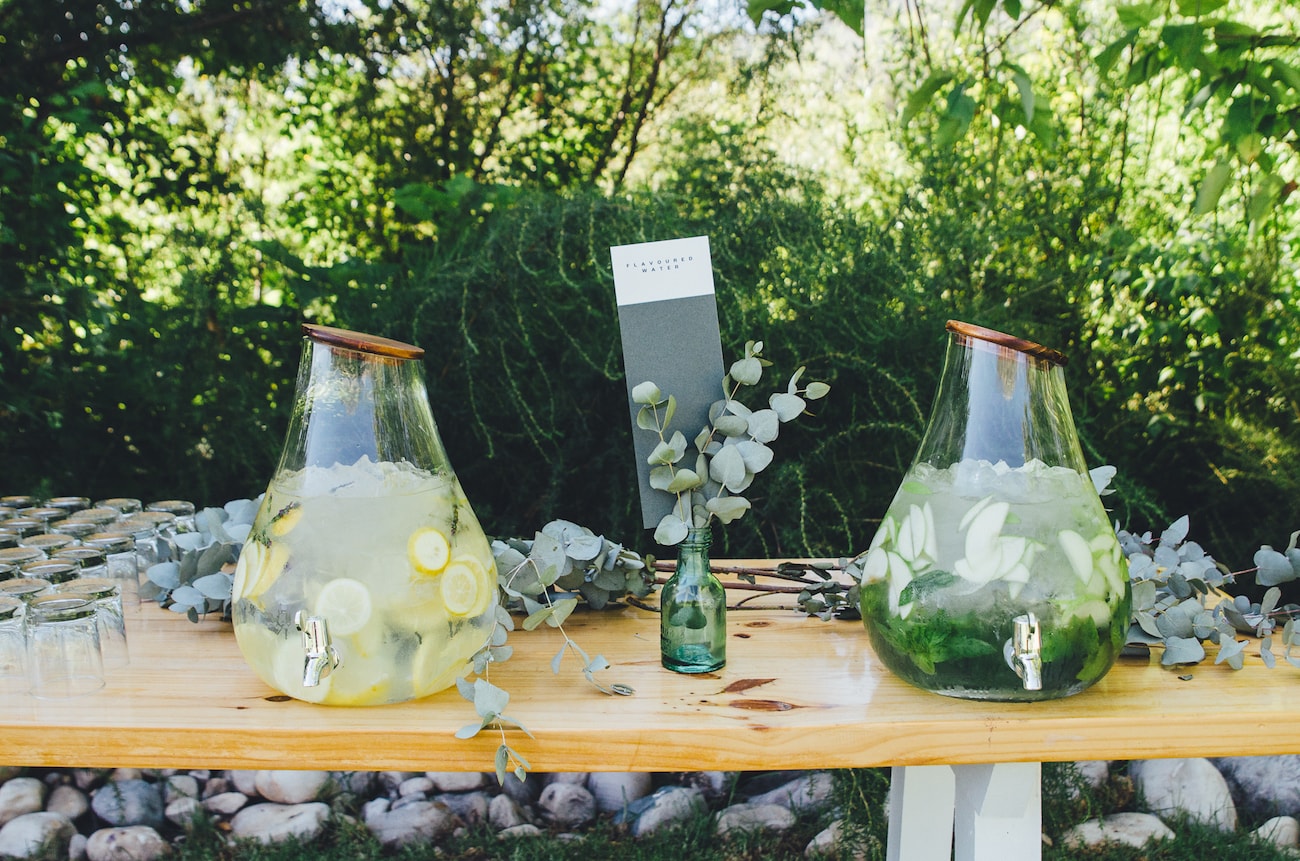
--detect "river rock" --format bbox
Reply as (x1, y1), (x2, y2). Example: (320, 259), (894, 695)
(226, 771), (258, 797)
(229, 802), (330, 845)
(1256, 816), (1300, 849)
(747, 772), (834, 813)
(497, 823), (543, 838)
(162, 776), (198, 805)
(488, 793), (529, 830)
(0, 778), (47, 827)
(1215, 756), (1300, 819)
(0, 769), (20, 784)
(1130, 758), (1236, 829)
(253, 770), (331, 804)
(1061, 812), (1175, 849)
(85, 825), (170, 861)
(805, 819), (867, 859)
(716, 802), (797, 837)
(677, 771), (732, 804)
(624, 786), (706, 838)
(398, 777), (434, 798)
(47, 785), (90, 820)
(0, 811), (76, 858)
(587, 773), (653, 813)
(164, 798), (202, 828)
(70, 832), (88, 861)
(201, 792), (248, 816)
(363, 800), (459, 850)
(91, 779), (164, 829)
(427, 772), (487, 793)
(433, 792), (489, 825)
(538, 782), (595, 828)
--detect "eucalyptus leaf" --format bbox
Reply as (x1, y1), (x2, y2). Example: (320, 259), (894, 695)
(736, 440), (774, 474)
(636, 404), (661, 432)
(654, 514), (689, 546)
(804, 381), (830, 400)
(746, 409), (780, 443)
(729, 356), (763, 385)
(472, 679), (510, 718)
(193, 572), (233, 601)
(713, 414), (749, 437)
(1161, 636), (1206, 666)
(705, 495), (751, 524)
(708, 444), (747, 492)
(147, 562), (182, 590)
(769, 392), (806, 421)
(631, 381), (662, 404)
(1255, 547), (1295, 586)
(170, 585), (205, 607)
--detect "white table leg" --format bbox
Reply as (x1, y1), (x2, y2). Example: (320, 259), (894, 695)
(952, 762), (1042, 861)
(887, 765), (955, 861)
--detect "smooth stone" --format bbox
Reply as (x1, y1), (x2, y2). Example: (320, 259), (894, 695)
(538, 782), (596, 828)
(1215, 756), (1300, 820)
(587, 772), (653, 813)
(332, 772), (375, 796)
(109, 770), (142, 784)
(1256, 816), (1300, 849)
(199, 778), (230, 800)
(391, 794), (427, 811)
(488, 794), (529, 830)
(363, 800), (459, 850)
(426, 772), (487, 793)
(0, 769), (20, 784)
(85, 825), (170, 861)
(398, 777), (434, 798)
(225, 771), (258, 797)
(0, 778), (47, 827)
(805, 819), (867, 859)
(1131, 758), (1237, 830)
(164, 798), (202, 828)
(70, 831), (88, 861)
(91, 780), (165, 829)
(628, 786), (706, 838)
(375, 772), (414, 795)
(545, 773), (589, 786)
(201, 792), (248, 816)
(162, 776), (198, 804)
(0, 811), (76, 858)
(1062, 812), (1176, 849)
(715, 802), (797, 837)
(747, 772), (834, 813)
(229, 802), (330, 845)
(253, 770), (331, 804)
(497, 824), (543, 839)
(361, 798), (390, 822)
(46, 785), (90, 820)
(433, 791), (488, 825)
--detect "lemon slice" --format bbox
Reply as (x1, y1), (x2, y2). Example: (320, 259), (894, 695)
(232, 540), (262, 600)
(408, 527), (452, 576)
(314, 577), (373, 636)
(270, 502), (304, 537)
(440, 557), (493, 617)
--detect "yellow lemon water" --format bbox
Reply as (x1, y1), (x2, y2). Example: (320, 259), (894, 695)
(232, 459), (497, 706)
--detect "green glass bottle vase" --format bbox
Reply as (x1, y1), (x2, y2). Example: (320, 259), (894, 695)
(660, 526), (726, 673)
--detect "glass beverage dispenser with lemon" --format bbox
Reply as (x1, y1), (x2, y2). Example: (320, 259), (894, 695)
(232, 324), (497, 706)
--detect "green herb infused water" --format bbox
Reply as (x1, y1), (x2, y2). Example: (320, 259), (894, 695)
(859, 459), (1130, 700)
(860, 322), (1130, 701)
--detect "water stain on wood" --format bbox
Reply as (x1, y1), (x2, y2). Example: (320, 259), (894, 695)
(265, 695), (292, 703)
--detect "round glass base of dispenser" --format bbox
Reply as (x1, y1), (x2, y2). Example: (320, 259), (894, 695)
(661, 643), (725, 674)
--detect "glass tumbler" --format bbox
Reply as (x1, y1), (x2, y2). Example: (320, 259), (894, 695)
(25, 594), (105, 698)
(57, 578), (128, 670)
(0, 596), (25, 696)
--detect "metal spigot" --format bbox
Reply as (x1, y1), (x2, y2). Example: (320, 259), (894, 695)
(1004, 612), (1043, 691)
(294, 611), (341, 687)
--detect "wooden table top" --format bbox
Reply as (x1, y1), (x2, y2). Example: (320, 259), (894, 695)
(1, 570), (1296, 773)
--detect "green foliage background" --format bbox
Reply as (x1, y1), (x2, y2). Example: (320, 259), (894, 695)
(2, 0), (1297, 572)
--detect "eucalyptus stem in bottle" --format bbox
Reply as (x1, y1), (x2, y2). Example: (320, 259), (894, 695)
(660, 526), (726, 673)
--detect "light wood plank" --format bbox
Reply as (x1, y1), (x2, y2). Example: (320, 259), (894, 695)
(1, 569), (1296, 772)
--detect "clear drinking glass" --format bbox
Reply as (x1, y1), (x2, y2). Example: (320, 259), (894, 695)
(53, 547), (108, 579)
(19, 560), (81, 586)
(56, 578), (128, 670)
(25, 595), (104, 698)
(94, 498), (142, 517)
(0, 596), (26, 696)
(146, 500), (196, 533)
(18, 534), (76, 556)
(81, 533), (139, 603)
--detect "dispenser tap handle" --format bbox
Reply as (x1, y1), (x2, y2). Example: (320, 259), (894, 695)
(294, 611), (342, 687)
(1005, 612), (1043, 691)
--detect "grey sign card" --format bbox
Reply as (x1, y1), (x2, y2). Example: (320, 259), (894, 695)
(612, 235), (725, 532)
